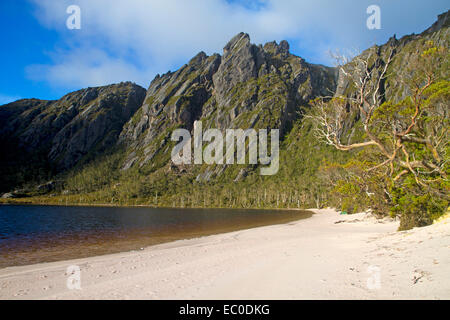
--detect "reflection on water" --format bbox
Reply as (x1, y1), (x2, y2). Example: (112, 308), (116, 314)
(0, 205), (312, 268)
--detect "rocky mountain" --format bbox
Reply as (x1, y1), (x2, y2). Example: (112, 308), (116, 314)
(118, 32), (336, 175)
(0, 82), (146, 192)
(0, 10), (448, 202)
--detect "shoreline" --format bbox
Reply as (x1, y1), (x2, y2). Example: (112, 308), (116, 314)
(0, 206), (312, 269)
(1, 209), (449, 299)
(0, 199), (308, 211)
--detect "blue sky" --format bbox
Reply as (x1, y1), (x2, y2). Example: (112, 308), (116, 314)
(0, 0), (448, 104)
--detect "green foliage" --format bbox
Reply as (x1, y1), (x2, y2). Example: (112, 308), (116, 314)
(335, 181), (362, 214)
(64, 148), (125, 193)
(307, 40), (449, 229)
(391, 187), (448, 231)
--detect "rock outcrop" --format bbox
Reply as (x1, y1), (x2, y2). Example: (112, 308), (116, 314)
(0, 82), (145, 191)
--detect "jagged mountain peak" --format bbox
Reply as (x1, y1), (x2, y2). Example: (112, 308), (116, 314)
(188, 51), (209, 65)
(118, 32), (337, 173)
(224, 32), (251, 52)
(424, 9), (450, 34)
(223, 32), (291, 56)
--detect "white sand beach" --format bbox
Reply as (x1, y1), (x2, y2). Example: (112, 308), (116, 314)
(0, 209), (449, 300)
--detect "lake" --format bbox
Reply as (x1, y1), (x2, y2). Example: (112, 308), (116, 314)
(0, 205), (312, 268)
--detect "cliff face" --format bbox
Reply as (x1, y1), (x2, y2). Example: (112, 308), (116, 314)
(0, 10), (448, 195)
(0, 82), (146, 191)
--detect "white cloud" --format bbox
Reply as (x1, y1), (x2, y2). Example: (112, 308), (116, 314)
(26, 48), (154, 89)
(27, 0), (448, 90)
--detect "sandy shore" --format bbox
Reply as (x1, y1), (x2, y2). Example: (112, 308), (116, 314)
(0, 208), (449, 300)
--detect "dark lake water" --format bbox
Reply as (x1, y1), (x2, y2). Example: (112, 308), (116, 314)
(0, 205), (312, 268)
